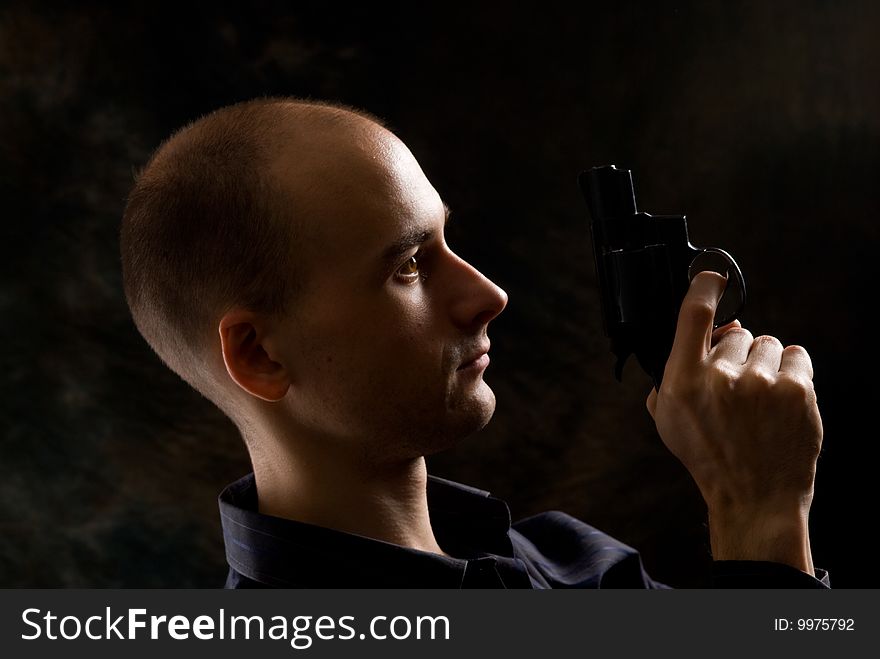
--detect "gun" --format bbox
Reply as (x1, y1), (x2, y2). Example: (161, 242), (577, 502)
(577, 165), (746, 390)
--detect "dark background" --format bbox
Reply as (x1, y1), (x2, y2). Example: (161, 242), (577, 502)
(2, 0), (875, 587)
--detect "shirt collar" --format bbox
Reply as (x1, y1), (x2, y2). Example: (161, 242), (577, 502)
(218, 473), (515, 588)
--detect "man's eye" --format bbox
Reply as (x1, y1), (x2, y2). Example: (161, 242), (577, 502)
(396, 255), (420, 279)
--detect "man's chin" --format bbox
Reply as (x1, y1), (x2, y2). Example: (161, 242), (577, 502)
(470, 387), (497, 432)
(437, 386), (496, 447)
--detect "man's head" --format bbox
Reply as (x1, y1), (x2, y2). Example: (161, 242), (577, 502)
(120, 97), (507, 464)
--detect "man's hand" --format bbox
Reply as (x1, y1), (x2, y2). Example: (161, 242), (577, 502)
(645, 271), (824, 575)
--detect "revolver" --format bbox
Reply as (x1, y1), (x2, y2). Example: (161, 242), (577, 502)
(577, 165), (746, 390)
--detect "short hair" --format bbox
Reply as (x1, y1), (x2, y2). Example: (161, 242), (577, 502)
(119, 96), (384, 415)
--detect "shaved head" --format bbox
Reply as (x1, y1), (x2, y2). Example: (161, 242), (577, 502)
(120, 97), (387, 415)
(121, 94), (508, 481)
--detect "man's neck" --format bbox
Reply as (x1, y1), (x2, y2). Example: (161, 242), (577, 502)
(248, 437), (445, 556)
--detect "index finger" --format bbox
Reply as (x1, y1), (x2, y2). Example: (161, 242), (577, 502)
(666, 270), (729, 377)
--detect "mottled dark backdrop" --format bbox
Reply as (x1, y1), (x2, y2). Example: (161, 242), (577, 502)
(2, 1), (875, 587)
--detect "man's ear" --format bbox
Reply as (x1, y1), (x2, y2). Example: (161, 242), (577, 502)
(218, 310), (291, 402)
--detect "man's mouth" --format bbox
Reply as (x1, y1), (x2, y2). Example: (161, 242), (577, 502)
(457, 343), (490, 371)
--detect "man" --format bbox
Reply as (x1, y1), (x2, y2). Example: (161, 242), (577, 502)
(119, 97), (827, 588)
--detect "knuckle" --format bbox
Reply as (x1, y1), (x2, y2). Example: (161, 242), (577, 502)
(687, 300), (717, 325)
(721, 327), (753, 342)
(739, 369), (775, 391)
(708, 359), (738, 383)
(708, 362), (738, 395)
(782, 345), (815, 378)
(753, 334), (782, 348)
(776, 372), (816, 400)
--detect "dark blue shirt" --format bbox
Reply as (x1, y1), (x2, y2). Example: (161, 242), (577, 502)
(219, 473), (830, 588)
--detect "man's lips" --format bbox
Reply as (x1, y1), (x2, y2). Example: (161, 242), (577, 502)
(457, 343), (491, 371)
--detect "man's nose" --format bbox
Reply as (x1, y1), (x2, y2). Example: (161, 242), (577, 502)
(446, 253), (508, 329)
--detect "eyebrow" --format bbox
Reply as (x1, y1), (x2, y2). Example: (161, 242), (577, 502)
(379, 202), (452, 268)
